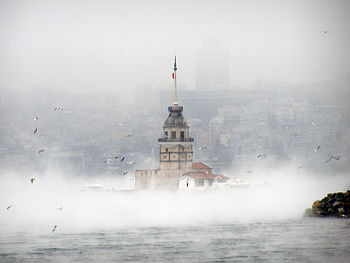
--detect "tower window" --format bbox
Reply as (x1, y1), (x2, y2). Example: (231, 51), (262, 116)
(180, 131), (185, 141)
(165, 148), (168, 152)
(165, 131), (168, 138)
(171, 131), (176, 139)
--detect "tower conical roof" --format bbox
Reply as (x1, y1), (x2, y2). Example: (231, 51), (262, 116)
(163, 106), (188, 128)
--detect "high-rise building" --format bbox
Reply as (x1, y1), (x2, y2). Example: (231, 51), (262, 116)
(196, 38), (230, 90)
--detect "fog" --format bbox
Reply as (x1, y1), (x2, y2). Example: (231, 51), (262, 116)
(0, 166), (348, 234)
(1, 0), (350, 236)
(1, 0), (350, 94)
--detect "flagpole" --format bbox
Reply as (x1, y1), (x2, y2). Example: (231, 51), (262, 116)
(173, 56), (178, 107)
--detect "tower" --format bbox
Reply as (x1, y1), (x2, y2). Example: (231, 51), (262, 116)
(158, 56), (194, 171)
(135, 57), (194, 190)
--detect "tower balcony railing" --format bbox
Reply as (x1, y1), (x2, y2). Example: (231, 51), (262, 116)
(158, 137), (194, 142)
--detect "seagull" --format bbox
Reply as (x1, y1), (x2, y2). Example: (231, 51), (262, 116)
(126, 161), (135, 165)
(322, 30), (328, 34)
(120, 156), (125, 162)
(257, 153), (266, 158)
(314, 146), (320, 152)
(54, 106), (63, 111)
(122, 171), (128, 176)
(114, 154), (119, 159)
(325, 155), (340, 163)
(56, 207), (63, 211)
(38, 149), (44, 154)
(30, 178), (35, 183)
(34, 116), (39, 121)
(119, 121), (127, 127)
(34, 128), (38, 134)
(198, 146), (207, 151)
(51, 225), (57, 233)
(6, 205), (13, 210)
(124, 133), (132, 138)
(246, 170), (253, 174)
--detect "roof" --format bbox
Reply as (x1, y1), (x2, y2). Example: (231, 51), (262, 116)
(213, 174), (230, 180)
(192, 162), (211, 170)
(164, 106), (189, 127)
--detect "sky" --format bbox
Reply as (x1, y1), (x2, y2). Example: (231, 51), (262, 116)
(1, 0), (350, 95)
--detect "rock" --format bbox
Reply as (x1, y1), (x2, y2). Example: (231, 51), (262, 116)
(304, 191), (350, 218)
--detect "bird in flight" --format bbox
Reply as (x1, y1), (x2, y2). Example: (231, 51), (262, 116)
(122, 171), (128, 176)
(51, 225), (57, 233)
(56, 207), (63, 211)
(30, 178), (35, 183)
(198, 146), (207, 151)
(34, 128), (38, 134)
(34, 116), (39, 121)
(257, 153), (266, 158)
(54, 106), (63, 111)
(120, 156), (125, 162)
(38, 149), (44, 154)
(325, 155), (340, 163)
(314, 146), (320, 152)
(322, 30), (328, 34)
(6, 205), (13, 210)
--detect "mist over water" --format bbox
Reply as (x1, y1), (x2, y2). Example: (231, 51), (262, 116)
(1, 167), (348, 233)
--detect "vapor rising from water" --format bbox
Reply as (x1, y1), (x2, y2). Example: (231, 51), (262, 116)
(0, 167), (348, 234)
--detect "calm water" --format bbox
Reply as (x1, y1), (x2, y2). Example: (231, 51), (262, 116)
(1, 218), (350, 263)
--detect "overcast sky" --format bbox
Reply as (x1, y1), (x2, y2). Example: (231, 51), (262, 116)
(1, 0), (350, 94)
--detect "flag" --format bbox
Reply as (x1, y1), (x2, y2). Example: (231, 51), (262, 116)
(172, 72), (175, 79)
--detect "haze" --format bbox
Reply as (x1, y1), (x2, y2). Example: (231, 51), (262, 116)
(1, 0), (350, 95)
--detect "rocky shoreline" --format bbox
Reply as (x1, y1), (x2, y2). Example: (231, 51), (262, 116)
(304, 191), (350, 218)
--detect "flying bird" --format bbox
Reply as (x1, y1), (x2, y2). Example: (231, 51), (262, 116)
(198, 146), (207, 151)
(34, 128), (38, 134)
(114, 154), (119, 159)
(322, 30), (328, 34)
(30, 178), (35, 183)
(122, 171), (128, 176)
(34, 116), (39, 121)
(6, 205), (13, 210)
(325, 155), (340, 163)
(124, 133), (132, 138)
(54, 106), (64, 111)
(246, 170), (253, 174)
(126, 161), (135, 165)
(120, 156), (125, 162)
(38, 149), (44, 154)
(56, 207), (63, 211)
(51, 225), (57, 233)
(257, 153), (266, 158)
(314, 146), (320, 152)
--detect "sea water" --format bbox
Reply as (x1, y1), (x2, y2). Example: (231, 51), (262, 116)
(0, 218), (350, 262)
(1, 171), (350, 262)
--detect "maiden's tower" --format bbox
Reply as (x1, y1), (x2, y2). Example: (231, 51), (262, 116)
(135, 57), (228, 190)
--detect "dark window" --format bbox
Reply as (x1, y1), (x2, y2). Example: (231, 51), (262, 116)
(195, 179), (204, 187)
(180, 131), (185, 141)
(165, 131), (168, 138)
(171, 131), (176, 139)
(165, 148), (168, 152)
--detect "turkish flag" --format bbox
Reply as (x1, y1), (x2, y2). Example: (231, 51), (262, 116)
(172, 72), (174, 79)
